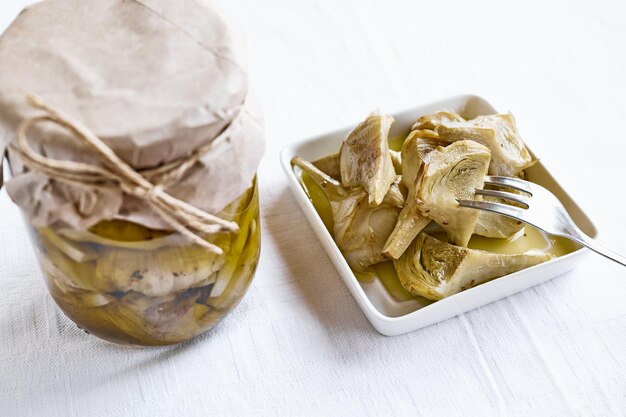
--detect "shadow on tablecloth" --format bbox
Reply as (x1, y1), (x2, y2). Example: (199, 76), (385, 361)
(262, 186), (379, 342)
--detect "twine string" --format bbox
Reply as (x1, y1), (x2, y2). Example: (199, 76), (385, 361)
(12, 95), (242, 254)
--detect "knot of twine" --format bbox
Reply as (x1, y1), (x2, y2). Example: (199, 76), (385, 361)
(12, 94), (242, 255)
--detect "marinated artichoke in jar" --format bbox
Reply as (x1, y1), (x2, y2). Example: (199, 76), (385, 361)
(33, 183), (260, 346)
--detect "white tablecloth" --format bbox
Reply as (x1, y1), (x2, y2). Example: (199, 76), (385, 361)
(1, 1), (625, 416)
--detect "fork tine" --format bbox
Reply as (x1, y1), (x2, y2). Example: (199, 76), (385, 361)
(457, 199), (526, 221)
(475, 189), (530, 207)
(484, 176), (533, 195)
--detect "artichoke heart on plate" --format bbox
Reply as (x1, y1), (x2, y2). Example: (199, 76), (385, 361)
(474, 194), (525, 238)
(394, 233), (553, 300)
(415, 140), (491, 247)
(313, 151), (403, 182)
(292, 156), (403, 272)
(435, 113), (533, 176)
(382, 132), (447, 259)
(400, 131), (446, 189)
(339, 111), (396, 206)
(411, 110), (465, 131)
(389, 150), (403, 175)
(313, 153), (341, 181)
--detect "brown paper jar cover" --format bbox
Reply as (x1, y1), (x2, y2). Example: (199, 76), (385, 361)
(0, 0), (265, 230)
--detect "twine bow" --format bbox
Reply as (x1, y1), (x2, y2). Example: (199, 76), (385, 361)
(12, 94), (241, 255)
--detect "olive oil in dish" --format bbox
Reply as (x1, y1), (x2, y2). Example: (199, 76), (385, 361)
(300, 154), (577, 303)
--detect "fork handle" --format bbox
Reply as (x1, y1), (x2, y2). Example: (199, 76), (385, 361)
(569, 230), (626, 267)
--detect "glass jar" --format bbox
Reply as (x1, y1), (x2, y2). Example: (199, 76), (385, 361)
(27, 180), (260, 346)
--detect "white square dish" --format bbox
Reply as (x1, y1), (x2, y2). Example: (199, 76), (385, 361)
(280, 95), (597, 336)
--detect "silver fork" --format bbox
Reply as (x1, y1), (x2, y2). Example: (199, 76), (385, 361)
(458, 176), (626, 267)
